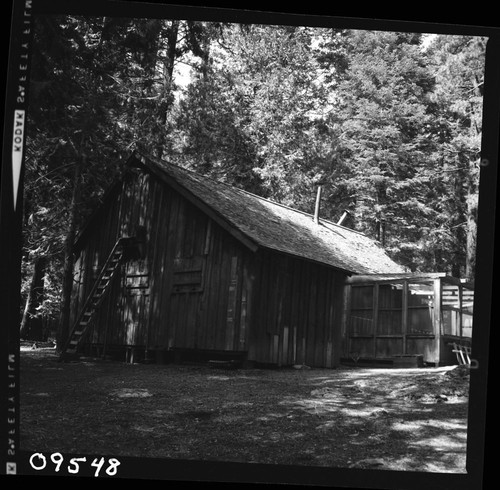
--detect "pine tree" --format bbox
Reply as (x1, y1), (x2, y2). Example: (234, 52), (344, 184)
(177, 23), (340, 210)
(423, 35), (485, 280)
(24, 16), (224, 343)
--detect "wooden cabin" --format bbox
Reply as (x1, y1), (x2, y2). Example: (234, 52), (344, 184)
(343, 273), (474, 366)
(68, 149), (406, 367)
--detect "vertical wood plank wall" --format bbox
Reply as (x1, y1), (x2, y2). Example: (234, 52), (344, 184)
(71, 171), (256, 355)
(249, 251), (344, 368)
(71, 169), (345, 367)
(343, 277), (470, 365)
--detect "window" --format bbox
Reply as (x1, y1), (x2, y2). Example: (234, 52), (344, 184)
(171, 256), (204, 294)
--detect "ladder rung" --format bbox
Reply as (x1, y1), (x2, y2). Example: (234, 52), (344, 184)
(61, 237), (128, 358)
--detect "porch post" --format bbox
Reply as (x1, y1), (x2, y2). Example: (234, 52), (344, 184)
(458, 283), (463, 339)
(402, 280), (408, 354)
(373, 283), (379, 359)
(433, 277), (442, 366)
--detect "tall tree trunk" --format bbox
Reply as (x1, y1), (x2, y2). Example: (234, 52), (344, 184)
(156, 20), (179, 160)
(20, 255), (47, 340)
(451, 255), (461, 279)
(465, 169), (478, 281)
(57, 151), (84, 351)
(464, 56), (482, 282)
(450, 159), (468, 278)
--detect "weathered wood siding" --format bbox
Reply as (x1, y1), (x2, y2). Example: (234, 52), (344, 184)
(248, 251), (344, 368)
(145, 186), (255, 353)
(343, 276), (474, 365)
(71, 170), (255, 354)
(71, 170), (156, 348)
(71, 168), (346, 367)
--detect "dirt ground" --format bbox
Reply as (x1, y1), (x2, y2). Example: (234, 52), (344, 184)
(20, 346), (471, 474)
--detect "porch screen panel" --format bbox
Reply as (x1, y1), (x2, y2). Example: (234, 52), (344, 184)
(377, 284), (402, 335)
(461, 288), (474, 338)
(350, 286), (374, 336)
(461, 311), (473, 338)
(442, 284), (460, 336)
(407, 283), (433, 334)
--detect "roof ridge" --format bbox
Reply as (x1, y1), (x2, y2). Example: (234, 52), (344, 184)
(138, 150), (368, 238)
(234, 187), (368, 237)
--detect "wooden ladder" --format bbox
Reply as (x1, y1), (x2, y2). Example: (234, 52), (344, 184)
(59, 237), (134, 361)
(450, 342), (472, 365)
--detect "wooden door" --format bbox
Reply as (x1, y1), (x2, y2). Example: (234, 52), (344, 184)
(169, 256), (204, 349)
(121, 257), (150, 346)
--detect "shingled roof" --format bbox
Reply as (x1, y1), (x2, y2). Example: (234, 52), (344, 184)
(133, 151), (405, 275)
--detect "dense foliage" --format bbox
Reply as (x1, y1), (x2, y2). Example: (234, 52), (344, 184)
(21, 16), (486, 340)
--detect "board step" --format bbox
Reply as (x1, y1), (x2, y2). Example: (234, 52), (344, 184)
(392, 354), (424, 368)
(208, 359), (241, 370)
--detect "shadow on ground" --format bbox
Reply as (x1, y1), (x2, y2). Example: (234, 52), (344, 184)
(20, 348), (469, 473)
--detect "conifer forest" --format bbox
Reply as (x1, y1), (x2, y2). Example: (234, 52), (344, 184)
(21, 14), (486, 340)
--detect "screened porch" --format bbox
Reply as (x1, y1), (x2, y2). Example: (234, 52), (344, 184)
(342, 273), (474, 366)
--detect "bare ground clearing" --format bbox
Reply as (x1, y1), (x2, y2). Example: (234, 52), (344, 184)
(20, 347), (470, 473)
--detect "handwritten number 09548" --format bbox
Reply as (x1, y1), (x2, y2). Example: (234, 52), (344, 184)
(29, 452), (120, 476)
